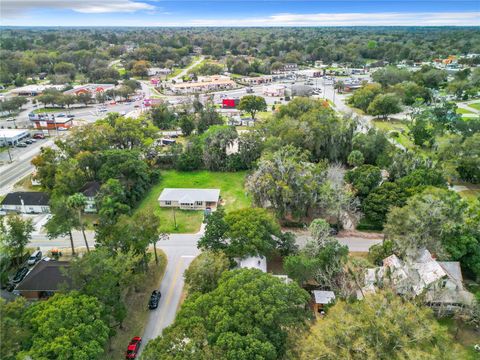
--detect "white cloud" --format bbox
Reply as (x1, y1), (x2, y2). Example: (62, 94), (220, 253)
(182, 12), (480, 27)
(1, 0), (155, 17)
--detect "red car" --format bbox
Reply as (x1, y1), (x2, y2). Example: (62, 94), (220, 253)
(125, 337), (142, 359)
(33, 133), (45, 139)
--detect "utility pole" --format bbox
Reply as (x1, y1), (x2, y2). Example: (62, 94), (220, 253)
(3, 134), (12, 163)
(172, 207), (177, 230)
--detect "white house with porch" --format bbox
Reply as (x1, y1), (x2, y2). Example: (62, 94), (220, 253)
(158, 188), (220, 210)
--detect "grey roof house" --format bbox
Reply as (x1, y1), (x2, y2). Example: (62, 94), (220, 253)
(158, 188), (220, 210)
(14, 259), (71, 299)
(0, 192), (50, 214)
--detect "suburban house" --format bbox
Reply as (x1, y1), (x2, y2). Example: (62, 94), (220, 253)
(1, 192), (50, 214)
(80, 181), (101, 213)
(14, 259), (71, 300)
(158, 188), (220, 210)
(361, 249), (475, 313)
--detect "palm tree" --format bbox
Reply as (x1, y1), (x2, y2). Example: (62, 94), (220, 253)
(67, 193), (90, 252)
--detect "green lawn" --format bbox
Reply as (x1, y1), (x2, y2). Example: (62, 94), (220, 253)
(136, 170), (251, 233)
(456, 107), (474, 115)
(459, 189), (480, 202)
(437, 318), (479, 359)
(372, 119), (414, 149)
(467, 102), (480, 111)
(33, 107), (66, 114)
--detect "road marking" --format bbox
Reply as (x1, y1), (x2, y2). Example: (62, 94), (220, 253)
(156, 257), (184, 335)
(180, 255), (195, 258)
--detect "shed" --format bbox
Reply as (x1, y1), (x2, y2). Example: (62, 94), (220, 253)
(313, 290), (336, 313)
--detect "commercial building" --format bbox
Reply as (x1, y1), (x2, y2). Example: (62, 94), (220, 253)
(0, 191), (50, 214)
(63, 84), (115, 96)
(9, 85), (64, 96)
(0, 129), (30, 146)
(158, 188), (220, 210)
(29, 113), (73, 130)
(168, 76), (236, 94)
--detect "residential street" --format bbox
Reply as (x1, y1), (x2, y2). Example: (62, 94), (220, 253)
(27, 226), (382, 348)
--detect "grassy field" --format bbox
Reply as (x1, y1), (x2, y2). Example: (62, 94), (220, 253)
(136, 170), (250, 233)
(372, 119), (414, 149)
(458, 189), (480, 202)
(456, 107), (474, 115)
(437, 318), (479, 359)
(33, 107), (66, 114)
(102, 250), (167, 360)
(467, 102), (480, 111)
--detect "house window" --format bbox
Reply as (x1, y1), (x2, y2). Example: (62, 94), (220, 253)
(195, 201), (203, 206)
(165, 201), (171, 205)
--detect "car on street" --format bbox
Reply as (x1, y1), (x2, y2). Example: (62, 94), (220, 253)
(148, 290), (161, 309)
(57, 113), (66, 117)
(16, 142), (27, 147)
(27, 250), (42, 266)
(125, 337), (142, 359)
(13, 267), (29, 283)
(134, 104), (140, 108)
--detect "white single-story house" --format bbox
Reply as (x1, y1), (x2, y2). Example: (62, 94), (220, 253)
(0, 192), (50, 214)
(158, 188), (220, 210)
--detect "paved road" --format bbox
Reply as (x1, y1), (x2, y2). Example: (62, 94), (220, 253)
(172, 56), (205, 82)
(140, 233), (201, 351)
(0, 137), (56, 195)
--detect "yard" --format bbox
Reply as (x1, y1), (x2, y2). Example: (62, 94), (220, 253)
(372, 119), (414, 149)
(456, 107), (474, 115)
(135, 170), (250, 233)
(467, 101), (480, 111)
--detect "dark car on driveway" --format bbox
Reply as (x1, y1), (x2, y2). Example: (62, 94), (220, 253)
(13, 267), (29, 283)
(148, 290), (161, 309)
(125, 337), (142, 359)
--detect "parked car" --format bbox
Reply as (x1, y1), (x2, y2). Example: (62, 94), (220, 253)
(16, 143), (27, 148)
(27, 250), (42, 266)
(33, 133), (45, 139)
(25, 139), (34, 144)
(148, 290), (161, 309)
(13, 267), (28, 283)
(125, 337), (142, 359)
(57, 127), (68, 131)
(134, 104), (140, 108)
(57, 113), (66, 117)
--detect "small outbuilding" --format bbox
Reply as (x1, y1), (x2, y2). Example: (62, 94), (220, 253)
(312, 290), (336, 314)
(80, 181), (101, 213)
(158, 188), (220, 210)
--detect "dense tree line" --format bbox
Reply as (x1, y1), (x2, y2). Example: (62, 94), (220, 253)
(2, 27), (479, 85)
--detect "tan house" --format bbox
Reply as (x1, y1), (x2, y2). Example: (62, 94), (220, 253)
(158, 188), (220, 210)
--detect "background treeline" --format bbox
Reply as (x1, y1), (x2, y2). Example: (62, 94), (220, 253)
(1, 27), (480, 85)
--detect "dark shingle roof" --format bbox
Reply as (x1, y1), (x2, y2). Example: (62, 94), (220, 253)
(1, 192), (49, 206)
(80, 181), (101, 197)
(16, 260), (71, 291)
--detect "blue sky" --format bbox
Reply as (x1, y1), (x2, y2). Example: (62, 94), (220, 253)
(2, 1), (479, 27)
